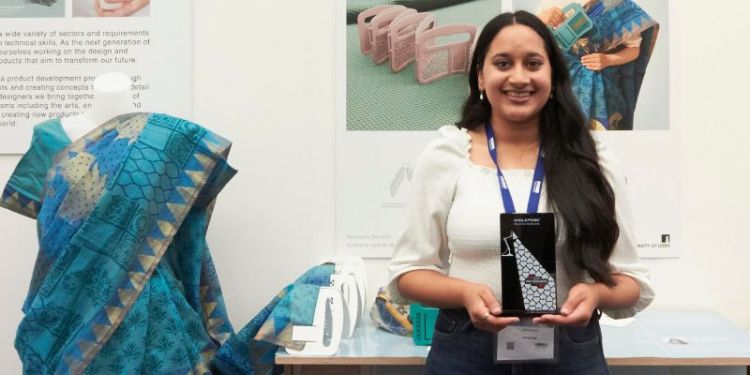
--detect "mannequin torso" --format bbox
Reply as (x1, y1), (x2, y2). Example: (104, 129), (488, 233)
(61, 72), (135, 141)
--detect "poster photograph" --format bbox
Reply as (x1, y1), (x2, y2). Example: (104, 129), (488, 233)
(338, 0), (503, 257)
(337, 0), (677, 258)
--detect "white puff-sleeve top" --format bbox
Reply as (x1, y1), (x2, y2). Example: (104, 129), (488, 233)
(387, 125), (654, 319)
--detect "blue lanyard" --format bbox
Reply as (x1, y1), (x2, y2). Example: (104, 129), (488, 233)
(484, 120), (545, 214)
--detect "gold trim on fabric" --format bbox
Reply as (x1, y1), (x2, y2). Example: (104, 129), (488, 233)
(200, 286), (209, 300)
(0, 191), (38, 219)
(202, 302), (217, 319)
(105, 306), (124, 325)
(598, 21), (658, 53)
(128, 271), (147, 289)
(78, 341), (100, 360)
(138, 255), (156, 272)
(177, 186), (197, 203)
(203, 141), (223, 154)
(186, 170), (207, 186)
(199, 348), (217, 366)
(167, 203), (184, 218)
(208, 317), (225, 331)
(147, 237), (164, 252)
(92, 323), (109, 342)
(117, 289), (137, 305)
(157, 220), (176, 237)
(194, 153), (215, 170)
(215, 332), (231, 345)
(64, 356), (83, 373)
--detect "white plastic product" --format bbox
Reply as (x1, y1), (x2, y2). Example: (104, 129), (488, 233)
(326, 257), (368, 321)
(329, 273), (359, 339)
(287, 287), (345, 356)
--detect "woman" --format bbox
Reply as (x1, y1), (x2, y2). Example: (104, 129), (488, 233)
(539, 0), (659, 130)
(388, 11), (653, 374)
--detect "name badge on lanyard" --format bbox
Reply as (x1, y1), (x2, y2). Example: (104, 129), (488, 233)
(485, 121), (558, 363)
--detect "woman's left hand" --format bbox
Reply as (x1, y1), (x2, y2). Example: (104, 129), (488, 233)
(581, 53), (611, 71)
(533, 283), (600, 327)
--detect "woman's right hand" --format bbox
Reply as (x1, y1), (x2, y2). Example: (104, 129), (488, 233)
(538, 7), (566, 28)
(461, 283), (519, 332)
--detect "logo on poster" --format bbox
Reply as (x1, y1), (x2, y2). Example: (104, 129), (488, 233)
(379, 164), (414, 208)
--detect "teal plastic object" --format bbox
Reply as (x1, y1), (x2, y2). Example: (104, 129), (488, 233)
(553, 3), (593, 51)
(410, 303), (439, 346)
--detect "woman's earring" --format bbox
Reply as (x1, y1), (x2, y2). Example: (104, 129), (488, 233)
(549, 88), (555, 99)
(480, 91), (485, 101)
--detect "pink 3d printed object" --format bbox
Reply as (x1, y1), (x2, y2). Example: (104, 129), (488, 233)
(356, 5), (477, 84)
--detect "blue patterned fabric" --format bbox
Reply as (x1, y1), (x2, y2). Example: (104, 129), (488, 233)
(563, 0), (659, 130)
(1, 113), (335, 374)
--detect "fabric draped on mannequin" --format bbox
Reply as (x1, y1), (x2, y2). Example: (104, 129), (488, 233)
(1, 113), (335, 375)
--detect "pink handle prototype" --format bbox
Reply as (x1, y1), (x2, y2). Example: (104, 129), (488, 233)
(389, 12), (436, 72)
(357, 5), (405, 55)
(370, 7), (415, 65)
(415, 24), (478, 84)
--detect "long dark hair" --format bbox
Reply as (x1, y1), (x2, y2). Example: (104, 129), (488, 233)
(457, 11), (619, 286)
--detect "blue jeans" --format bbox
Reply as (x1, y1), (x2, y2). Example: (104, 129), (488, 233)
(424, 309), (610, 375)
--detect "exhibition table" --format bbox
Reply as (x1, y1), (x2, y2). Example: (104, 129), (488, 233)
(276, 310), (750, 375)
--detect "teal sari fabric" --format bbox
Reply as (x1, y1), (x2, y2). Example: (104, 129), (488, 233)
(212, 264), (336, 374)
(564, 0), (659, 130)
(1, 113), (334, 374)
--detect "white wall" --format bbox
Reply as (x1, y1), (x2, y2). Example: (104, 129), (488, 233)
(1, 1), (750, 372)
